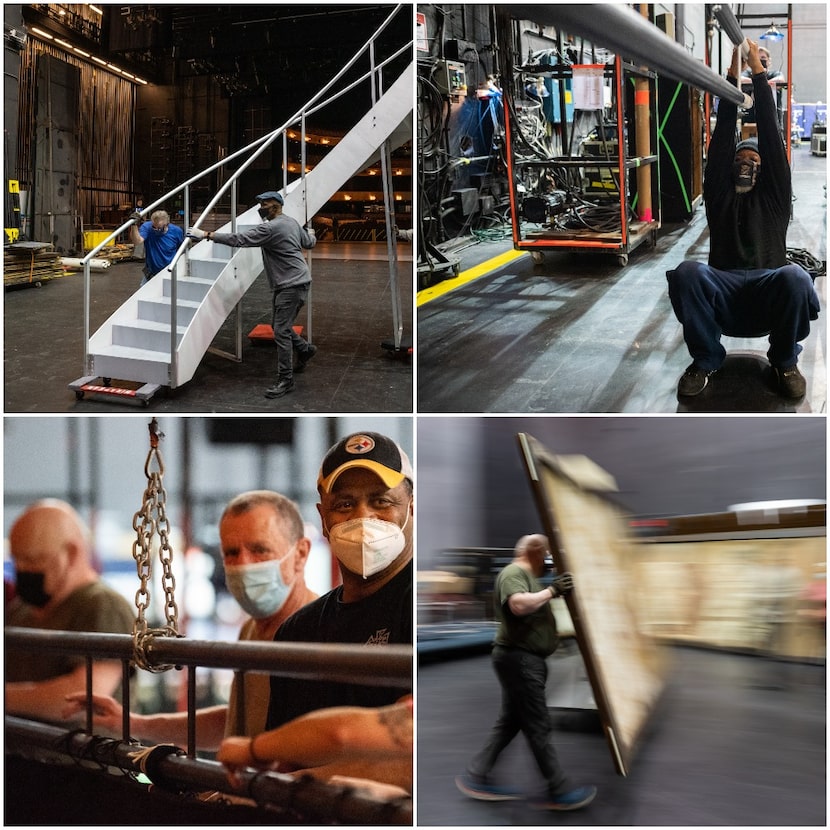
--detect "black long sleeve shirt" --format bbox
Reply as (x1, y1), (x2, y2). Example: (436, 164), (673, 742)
(704, 72), (791, 270)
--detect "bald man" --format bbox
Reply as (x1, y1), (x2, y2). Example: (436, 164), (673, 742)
(456, 534), (596, 811)
(5, 499), (134, 723)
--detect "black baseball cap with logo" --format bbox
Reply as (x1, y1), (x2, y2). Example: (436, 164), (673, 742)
(317, 432), (413, 493)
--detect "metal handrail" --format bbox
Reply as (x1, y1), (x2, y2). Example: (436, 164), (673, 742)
(80, 4), (409, 384)
(4, 627), (412, 685)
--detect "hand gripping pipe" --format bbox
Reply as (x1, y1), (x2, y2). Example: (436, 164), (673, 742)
(504, 4), (752, 108)
(712, 4), (749, 56)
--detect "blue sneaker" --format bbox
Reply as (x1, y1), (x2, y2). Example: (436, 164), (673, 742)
(532, 784), (597, 811)
(455, 772), (521, 802)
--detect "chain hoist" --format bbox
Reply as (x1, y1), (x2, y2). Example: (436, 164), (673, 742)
(131, 418), (180, 672)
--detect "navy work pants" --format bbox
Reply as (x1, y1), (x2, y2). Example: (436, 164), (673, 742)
(666, 261), (820, 372)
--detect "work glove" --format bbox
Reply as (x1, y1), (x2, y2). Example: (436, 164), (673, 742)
(130, 212), (143, 225)
(550, 571), (574, 597)
(306, 226), (316, 238)
(186, 228), (206, 241)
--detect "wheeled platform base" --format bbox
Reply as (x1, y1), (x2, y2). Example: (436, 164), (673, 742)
(69, 376), (161, 406)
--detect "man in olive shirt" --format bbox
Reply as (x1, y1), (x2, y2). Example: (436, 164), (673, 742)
(456, 534), (596, 811)
(5, 499), (134, 724)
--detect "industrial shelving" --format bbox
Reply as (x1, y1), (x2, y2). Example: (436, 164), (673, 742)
(504, 56), (660, 267)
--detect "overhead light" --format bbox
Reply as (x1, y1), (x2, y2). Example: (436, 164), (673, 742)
(89, 5), (103, 14)
(760, 22), (784, 41)
(26, 26), (147, 84)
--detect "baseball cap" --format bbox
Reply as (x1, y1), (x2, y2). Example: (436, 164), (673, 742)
(317, 432), (413, 493)
(735, 137), (759, 155)
(255, 191), (284, 204)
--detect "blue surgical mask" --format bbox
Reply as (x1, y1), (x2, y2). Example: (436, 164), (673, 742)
(224, 550), (295, 618)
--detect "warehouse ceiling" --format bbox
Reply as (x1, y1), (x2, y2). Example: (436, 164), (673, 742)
(23, 4), (410, 98)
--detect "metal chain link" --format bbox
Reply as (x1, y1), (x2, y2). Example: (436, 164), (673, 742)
(131, 418), (180, 672)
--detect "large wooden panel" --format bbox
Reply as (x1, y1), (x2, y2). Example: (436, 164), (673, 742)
(517, 432), (668, 777)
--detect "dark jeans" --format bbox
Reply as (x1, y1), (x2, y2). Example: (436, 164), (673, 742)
(271, 283), (311, 380)
(469, 646), (570, 795)
(666, 261), (820, 372)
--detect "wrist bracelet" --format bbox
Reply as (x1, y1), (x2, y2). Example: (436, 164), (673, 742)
(549, 584), (557, 599)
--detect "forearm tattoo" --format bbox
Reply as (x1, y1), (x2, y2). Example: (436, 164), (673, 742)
(378, 704), (412, 750)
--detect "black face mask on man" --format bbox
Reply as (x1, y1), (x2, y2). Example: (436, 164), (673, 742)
(15, 570), (52, 608)
(258, 204), (279, 221)
(732, 158), (759, 194)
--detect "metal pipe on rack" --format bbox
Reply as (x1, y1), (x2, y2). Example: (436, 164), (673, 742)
(503, 4), (752, 108)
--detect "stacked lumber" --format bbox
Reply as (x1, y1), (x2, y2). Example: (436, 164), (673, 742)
(3, 242), (65, 287)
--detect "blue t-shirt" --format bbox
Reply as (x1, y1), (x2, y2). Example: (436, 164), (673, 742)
(139, 221), (184, 275)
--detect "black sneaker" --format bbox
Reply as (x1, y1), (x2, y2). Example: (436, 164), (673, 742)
(264, 378), (295, 399)
(531, 785), (597, 811)
(677, 364), (713, 396)
(454, 772), (521, 802)
(774, 364), (806, 399)
(294, 343), (317, 373)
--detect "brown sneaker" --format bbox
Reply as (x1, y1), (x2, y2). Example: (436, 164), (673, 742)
(774, 365), (807, 399)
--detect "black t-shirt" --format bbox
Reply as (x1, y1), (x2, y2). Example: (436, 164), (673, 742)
(266, 560), (412, 729)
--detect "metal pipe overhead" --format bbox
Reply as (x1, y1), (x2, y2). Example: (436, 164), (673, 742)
(503, 4), (752, 108)
(712, 4), (746, 47)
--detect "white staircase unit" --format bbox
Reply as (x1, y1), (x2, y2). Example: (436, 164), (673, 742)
(87, 62), (413, 389)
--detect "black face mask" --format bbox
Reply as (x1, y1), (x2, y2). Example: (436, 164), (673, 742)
(732, 159), (759, 193)
(258, 206), (278, 221)
(15, 570), (51, 608)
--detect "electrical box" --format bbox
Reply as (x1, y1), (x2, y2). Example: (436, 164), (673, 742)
(452, 187), (478, 215)
(444, 39), (476, 62)
(434, 59), (466, 97)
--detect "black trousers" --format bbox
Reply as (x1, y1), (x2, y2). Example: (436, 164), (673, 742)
(469, 645), (570, 795)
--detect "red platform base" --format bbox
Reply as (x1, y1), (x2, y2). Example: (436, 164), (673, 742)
(248, 324), (304, 343)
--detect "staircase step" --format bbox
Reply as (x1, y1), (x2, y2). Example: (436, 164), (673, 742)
(90, 344), (172, 386)
(189, 257), (229, 280)
(138, 296), (201, 325)
(162, 275), (214, 302)
(112, 318), (187, 352)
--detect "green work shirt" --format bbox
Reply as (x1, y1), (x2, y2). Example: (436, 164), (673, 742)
(5, 580), (134, 682)
(493, 562), (559, 657)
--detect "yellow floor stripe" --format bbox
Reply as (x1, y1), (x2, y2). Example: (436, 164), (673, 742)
(416, 248), (528, 306)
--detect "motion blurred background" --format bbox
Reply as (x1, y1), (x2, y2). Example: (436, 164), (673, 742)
(417, 416), (826, 552)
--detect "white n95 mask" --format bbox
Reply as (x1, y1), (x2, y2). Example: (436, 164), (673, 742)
(328, 512), (410, 579)
(224, 552), (294, 618)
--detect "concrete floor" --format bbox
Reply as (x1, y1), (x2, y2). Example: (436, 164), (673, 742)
(417, 645), (826, 826)
(417, 149), (827, 413)
(3, 242), (413, 413)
